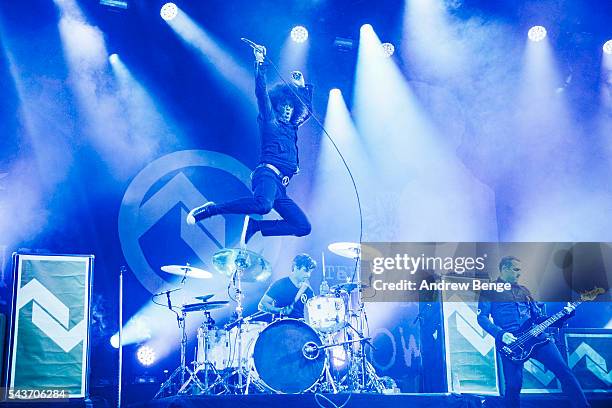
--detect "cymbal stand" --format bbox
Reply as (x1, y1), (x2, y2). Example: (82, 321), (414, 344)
(317, 334), (339, 393)
(226, 251), (249, 394)
(189, 312), (228, 395)
(154, 309), (190, 398)
(347, 253), (384, 392)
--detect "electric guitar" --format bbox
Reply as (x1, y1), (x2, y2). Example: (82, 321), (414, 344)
(497, 287), (604, 363)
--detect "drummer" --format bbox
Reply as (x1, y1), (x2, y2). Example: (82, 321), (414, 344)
(258, 253), (316, 319)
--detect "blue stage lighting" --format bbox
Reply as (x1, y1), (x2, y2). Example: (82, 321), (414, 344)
(330, 88), (342, 97)
(160, 2), (178, 21)
(381, 42), (395, 57)
(360, 24), (374, 35)
(136, 345), (156, 366)
(109, 53), (119, 63)
(290, 26), (308, 43)
(528, 26), (547, 42)
(604, 40), (612, 55)
(99, 0), (128, 10)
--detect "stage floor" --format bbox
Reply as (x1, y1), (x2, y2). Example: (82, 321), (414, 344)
(127, 392), (612, 408)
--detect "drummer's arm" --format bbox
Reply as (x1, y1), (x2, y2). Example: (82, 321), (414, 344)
(258, 294), (285, 314)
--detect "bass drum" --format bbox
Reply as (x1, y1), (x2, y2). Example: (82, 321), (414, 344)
(251, 318), (326, 393)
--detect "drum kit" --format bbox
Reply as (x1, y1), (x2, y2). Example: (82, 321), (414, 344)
(153, 242), (385, 397)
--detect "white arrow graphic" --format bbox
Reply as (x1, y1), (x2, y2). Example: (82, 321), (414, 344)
(138, 172), (226, 266)
(568, 342), (612, 385)
(18, 279), (84, 352)
(525, 359), (557, 386)
(445, 300), (495, 356)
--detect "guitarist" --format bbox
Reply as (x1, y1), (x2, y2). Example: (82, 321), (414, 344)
(477, 256), (589, 408)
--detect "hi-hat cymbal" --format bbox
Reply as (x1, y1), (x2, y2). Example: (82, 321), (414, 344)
(182, 300), (229, 313)
(195, 294), (215, 302)
(328, 242), (382, 260)
(161, 265), (213, 279)
(212, 248), (272, 282)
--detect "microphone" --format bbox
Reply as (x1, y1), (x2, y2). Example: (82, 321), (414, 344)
(154, 287), (182, 297)
(241, 37), (265, 52)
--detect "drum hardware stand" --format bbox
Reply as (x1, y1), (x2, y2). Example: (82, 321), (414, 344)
(322, 358), (338, 393)
(349, 253), (384, 393)
(190, 311), (228, 395)
(224, 251), (251, 394)
(154, 309), (191, 398)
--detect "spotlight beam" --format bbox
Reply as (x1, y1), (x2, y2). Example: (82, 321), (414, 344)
(164, 9), (255, 106)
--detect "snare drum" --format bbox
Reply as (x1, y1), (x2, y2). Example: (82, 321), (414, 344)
(251, 318), (326, 393)
(305, 294), (346, 333)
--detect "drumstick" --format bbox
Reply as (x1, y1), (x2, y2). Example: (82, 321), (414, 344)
(322, 252), (326, 281)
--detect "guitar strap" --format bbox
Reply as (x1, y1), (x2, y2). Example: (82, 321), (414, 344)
(523, 287), (544, 318)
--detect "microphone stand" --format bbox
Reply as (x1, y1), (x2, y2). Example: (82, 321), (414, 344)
(117, 266), (125, 408)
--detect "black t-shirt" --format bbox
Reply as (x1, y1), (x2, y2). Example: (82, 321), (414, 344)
(264, 277), (314, 319)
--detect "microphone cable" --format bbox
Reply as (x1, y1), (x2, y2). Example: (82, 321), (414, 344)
(261, 51), (364, 283)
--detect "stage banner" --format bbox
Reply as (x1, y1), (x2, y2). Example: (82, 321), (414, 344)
(520, 356), (562, 393)
(563, 329), (612, 393)
(6, 253), (93, 399)
(441, 276), (499, 395)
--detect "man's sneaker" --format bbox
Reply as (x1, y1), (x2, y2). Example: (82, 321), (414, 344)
(186, 202), (216, 225)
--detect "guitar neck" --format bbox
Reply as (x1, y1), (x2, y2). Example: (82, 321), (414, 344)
(530, 301), (581, 336)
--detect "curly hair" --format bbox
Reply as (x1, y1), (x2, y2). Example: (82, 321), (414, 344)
(293, 253), (317, 270)
(268, 83), (309, 125)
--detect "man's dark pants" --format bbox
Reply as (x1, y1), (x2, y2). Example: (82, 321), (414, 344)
(499, 341), (589, 408)
(213, 167), (311, 237)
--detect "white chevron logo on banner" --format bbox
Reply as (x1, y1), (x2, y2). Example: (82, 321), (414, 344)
(568, 342), (612, 385)
(445, 300), (495, 356)
(525, 359), (557, 385)
(17, 279), (85, 352)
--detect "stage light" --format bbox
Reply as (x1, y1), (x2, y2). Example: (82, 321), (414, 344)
(136, 345), (156, 366)
(330, 88), (341, 97)
(360, 24), (374, 35)
(330, 346), (347, 368)
(110, 334), (119, 348)
(290, 26), (308, 43)
(333, 37), (355, 52)
(160, 2), (178, 21)
(110, 315), (152, 348)
(528, 26), (547, 42)
(604, 40), (612, 55)
(381, 42), (395, 57)
(99, 0), (128, 10)
(108, 53), (119, 64)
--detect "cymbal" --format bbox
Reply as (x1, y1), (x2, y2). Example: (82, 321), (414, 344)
(328, 242), (361, 259)
(328, 242), (382, 260)
(161, 264), (213, 279)
(195, 294), (215, 302)
(212, 248), (272, 282)
(182, 300), (229, 313)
